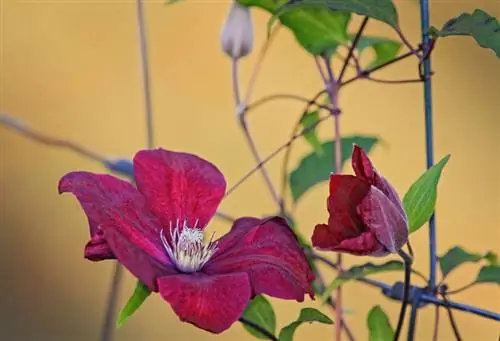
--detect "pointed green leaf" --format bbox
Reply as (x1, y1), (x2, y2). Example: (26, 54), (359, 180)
(278, 308), (333, 341)
(433, 9), (500, 58)
(300, 111), (324, 156)
(289, 135), (379, 203)
(321, 260), (426, 303)
(402, 154), (451, 233)
(353, 35), (402, 69)
(238, 0), (350, 55)
(438, 246), (484, 278)
(116, 281), (152, 328)
(272, 0), (399, 32)
(367, 306), (394, 341)
(476, 265), (500, 284)
(242, 295), (276, 339)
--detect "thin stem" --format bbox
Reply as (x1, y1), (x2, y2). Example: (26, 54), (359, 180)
(225, 114), (330, 198)
(102, 1), (154, 340)
(232, 58), (242, 106)
(136, 0), (154, 149)
(245, 93), (331, 114)
(340, 46), (424, 88)
(243, 25), (281, 105)
(395, 27), (420, 58)
(365, 76), (426, 84)
(419, 0), (437, 292)
(215, 211), (236, 223)
(394, 249), (413, 341)
(406, 289), (422, 341)
(442, 294), (463, 340)
(232, 58), (281, 208)
(445, 281), (476, 295)
(432, 305), (440, 341)
(99, 264), (123, 341)
(239, 317), (278, 341)
(338, 17), (369, 83)
(0, 113), (107, 163)
(322, 55), (343, 341)
(279, 90), (327, 205)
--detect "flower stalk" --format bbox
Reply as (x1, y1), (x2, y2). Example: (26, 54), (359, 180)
(393, 249), (413, 341)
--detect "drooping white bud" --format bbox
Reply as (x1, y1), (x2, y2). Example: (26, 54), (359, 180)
(220, 2), (254, 59)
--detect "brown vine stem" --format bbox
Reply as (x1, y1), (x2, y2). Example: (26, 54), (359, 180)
(232, 57), (282, 208)
(243, 25), (281, 105)
(432, 305), (440, 341)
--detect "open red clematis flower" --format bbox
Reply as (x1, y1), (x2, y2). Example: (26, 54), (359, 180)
(59, 148), (314, 333)
(312, 145), (409, 256)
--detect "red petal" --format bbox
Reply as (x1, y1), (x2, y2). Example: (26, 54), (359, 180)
(59, 172), (175, 290)
(158, 273), (251, 333)
(84, 233), (114, 261)
(204, 217), (315, 301)
(322, 175), (371, 243)
(357, 186), (409, 253)
(133, 149), (226, 229)
(335, 231), (388, 256)
(351, 145), (407, 219)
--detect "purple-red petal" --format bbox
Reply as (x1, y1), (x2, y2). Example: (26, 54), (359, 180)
(357, 186), (409, 253)
(204, 217), (315, 301)
(133, 149), (226, 229)
(84, 233), (115, 261)
(351, 145), (407, 219)
(58, 171), (175, 290)
(158, 273), (251, 334)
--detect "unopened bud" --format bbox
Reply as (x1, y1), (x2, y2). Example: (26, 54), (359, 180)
(220, 2), (254, 59)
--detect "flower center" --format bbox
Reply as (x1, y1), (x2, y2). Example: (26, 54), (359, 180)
(160, 219), (218, 273)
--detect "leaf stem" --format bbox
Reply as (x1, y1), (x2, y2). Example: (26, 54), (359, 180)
(232, 58), (282, 208)
(394, 249), (413, 341)
(239, 317), (278, 341)
(445, 281), (476, 295)
(224, 114), (330, 199)
(338, 17), (369, 83)
(442, 294), (463, 340)
(431, 305), (440, 341)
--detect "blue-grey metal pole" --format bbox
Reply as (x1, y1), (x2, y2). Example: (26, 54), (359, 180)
(419, 0), (437, 291)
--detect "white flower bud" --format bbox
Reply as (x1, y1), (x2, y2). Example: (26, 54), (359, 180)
(220, 2), (254, 59)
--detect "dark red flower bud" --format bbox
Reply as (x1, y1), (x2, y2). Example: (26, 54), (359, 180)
(312, 145), (409, 256)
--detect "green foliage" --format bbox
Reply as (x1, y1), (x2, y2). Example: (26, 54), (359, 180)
(354, 36), (402, 69)
(402, 155), (450, 233)
(289, 135), (379, 203)
(272, 0), (399, 31)
(238, 0), (350, 55)
(476, 265), (500, 284)
(367, 306), (395, 341)
(278, 308), (333, 341)
(321, 260), (426, 302)
(300, 111), (324, 156)
(242, 295), (277, 339)
(432, 9), (500, 58)
(116, 281), (152, 328)
(438, 246), (491, 278)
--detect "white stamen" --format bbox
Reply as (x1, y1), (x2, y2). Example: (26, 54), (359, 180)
(161, 219), (218, 273)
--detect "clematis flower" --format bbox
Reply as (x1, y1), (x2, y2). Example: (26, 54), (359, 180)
(312, 145), (409, 256)
(59, 148), (314, 333)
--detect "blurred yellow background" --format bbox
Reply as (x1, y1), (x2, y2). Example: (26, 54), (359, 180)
(1, 0), (499, 340)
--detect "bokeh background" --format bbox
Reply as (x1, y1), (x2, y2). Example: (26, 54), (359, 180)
(1, 0), (499, 340)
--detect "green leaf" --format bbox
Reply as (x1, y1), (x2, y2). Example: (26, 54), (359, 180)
(116, 281), (152, 328)
(402, 154), (451, 233)
(367, 305), (394, 341)
(476, 265), (500, 284)
(289, 135), (379, 203)
(300, 111), (324, 156)
(353, 35), (402, 69)
(438, 246), (484, 278)
(321, 260), (425, 302)
(484, 251), (499, 266)
(433, 9), (500, 58)
(239, 0), (350, 55)
(278, 308), (333, 341)
(242, 295), (276, 339)
(273, 0), (399, 32)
